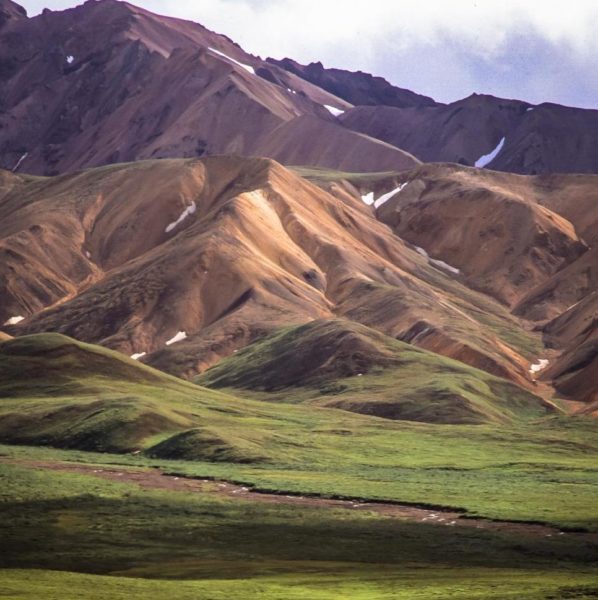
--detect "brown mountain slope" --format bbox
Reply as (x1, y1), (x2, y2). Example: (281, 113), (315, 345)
(341, 95), (598, 175)
(266, 57), (437, 109)
(0, 0), (417, 176)
(0, 157), (540, 388)
(0, 0), (25, 29)
(334, 163), (596, 407)
(374, 163), (588, 309)
(540, 293), (597, 410)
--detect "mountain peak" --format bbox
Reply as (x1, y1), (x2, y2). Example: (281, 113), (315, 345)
(0, 0), (26, 29)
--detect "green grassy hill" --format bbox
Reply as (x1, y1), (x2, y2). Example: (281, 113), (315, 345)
(0, 333), (291, 461)
(1, 332), (597, 531)
(196, 320), (554, 424)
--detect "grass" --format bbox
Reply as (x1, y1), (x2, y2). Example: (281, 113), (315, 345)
(1, 333), (598, 530)
(290, 165), (402, 183)
(196, 319), (552, 425)
(0, 459), (597, 599)
(1, 332), (597, 597)
(3, 568), (598, 599)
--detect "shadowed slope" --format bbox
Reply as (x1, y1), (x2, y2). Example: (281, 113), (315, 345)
(341, 95), (598, 175)
(197, 320), (555, 425)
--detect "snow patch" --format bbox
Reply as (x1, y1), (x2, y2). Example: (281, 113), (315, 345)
(165, 201), (197, 233)
(166, 331), (187, 346)
(475, 137), (506, 168)
(526, 107), (534, 112)
(361, 192), (375, 206)
(529, 359), (549, 375)
(131, 352), (146, 360)
(374, 182), (408, 208)
(286, 87), (297, 95)
(430, 258), (460, 275)
(414, 245), (460, 275)
(12, 153), (28, 172)
(85, 251), (91, 259)
(208, 47), (255, 74)
(3, 316), (24, 325)
(66, 55), (74, 64)
(361, 183), (408, 208)
(324, 104), (345, 117)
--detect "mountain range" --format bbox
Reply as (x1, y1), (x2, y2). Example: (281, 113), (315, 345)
(0, 0), (596, 415)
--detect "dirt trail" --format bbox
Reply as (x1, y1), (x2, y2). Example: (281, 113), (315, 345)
(2, 457), (594, 539)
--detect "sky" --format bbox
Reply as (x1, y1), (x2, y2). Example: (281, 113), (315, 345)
(18, 0), (598, 109)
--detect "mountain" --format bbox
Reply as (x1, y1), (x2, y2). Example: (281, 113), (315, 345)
(0, 0), (26, 29)
(0, 156), (546, 394)
(266, 57), (437, 109)
(0, 0), (417, 176)
(2, 0), (597, 178)
(373, 163), (590, 310)
(341, 94), (598, 175)
(0, 0), (595, 410)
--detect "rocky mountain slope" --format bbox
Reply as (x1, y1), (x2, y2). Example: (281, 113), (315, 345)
(2, 0), (598, 177)
(340, 95), (598, 175)
(0, 156), (546, 393)
(0, 0), (418, 175)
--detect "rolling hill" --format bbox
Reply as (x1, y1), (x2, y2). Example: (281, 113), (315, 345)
(196, 319), (555, 425)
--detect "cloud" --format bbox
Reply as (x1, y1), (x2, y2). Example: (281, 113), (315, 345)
(18, 0), (598, 108)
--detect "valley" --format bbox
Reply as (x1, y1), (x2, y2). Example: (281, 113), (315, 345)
(0, 0), (596, 597)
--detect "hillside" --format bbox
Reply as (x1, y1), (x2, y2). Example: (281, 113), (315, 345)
(0, 156), (547, 394)
(341, 95), (598, 175)
(0, 0), (417, 175)
(197, 320), (555, 425)
(373, 163), (590, 310)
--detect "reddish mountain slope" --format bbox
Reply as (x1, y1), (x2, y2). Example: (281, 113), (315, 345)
(0, 0), (417, 176)
(0, 157), (540, 389)
(341, 95), (598, 175)
(267, 57), (437, 109)
(374, 164), (588, 309)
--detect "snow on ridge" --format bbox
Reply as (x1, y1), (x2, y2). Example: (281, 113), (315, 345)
(475, 137), (506, 168)
(166, 331), (187, 346)
(529, 358), (549, 375)
(207, 47), (255, 74)
(12, 153), (28, 172)
(413, 245), (460, 275)
(374, 182), (408, 208)
(3, 316), (24, 326)
(324, 105), (345, 117)
(361, 192), (375, 206)
(165, 201), (197, 234)
(131, 352), (146, 360)
(430, 258), (460, 275)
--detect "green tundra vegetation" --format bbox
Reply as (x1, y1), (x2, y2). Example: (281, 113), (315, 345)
(0, 332), (597, 598)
